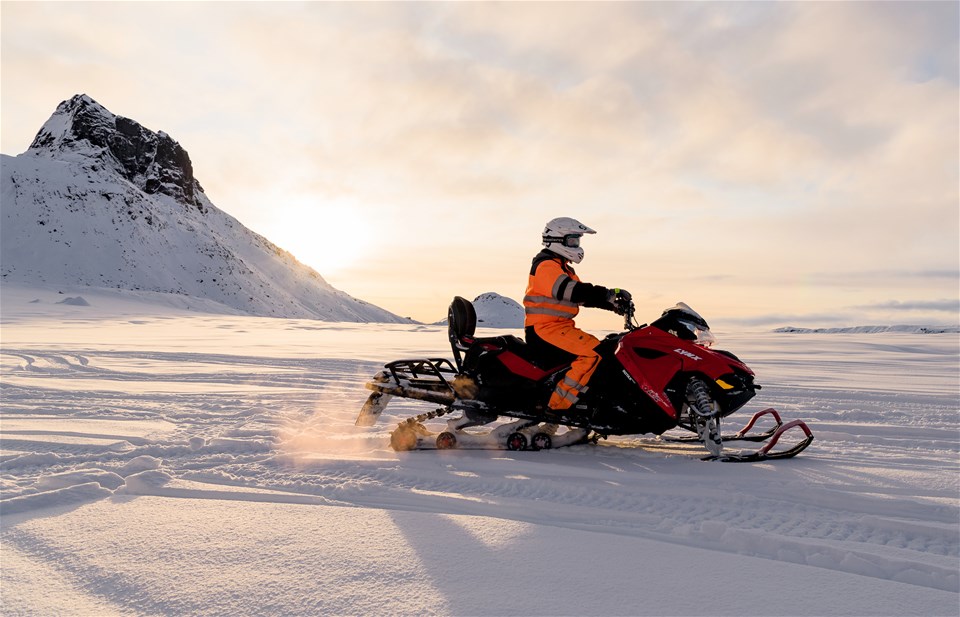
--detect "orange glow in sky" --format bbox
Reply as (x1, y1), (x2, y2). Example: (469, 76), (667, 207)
(2, 2), (957, 329)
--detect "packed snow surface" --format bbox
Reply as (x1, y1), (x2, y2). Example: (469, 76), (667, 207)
(2, 284), (958, 616)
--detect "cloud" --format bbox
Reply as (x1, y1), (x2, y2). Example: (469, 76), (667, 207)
(812, 269), (960, 284)
(857, 299), (960, 313)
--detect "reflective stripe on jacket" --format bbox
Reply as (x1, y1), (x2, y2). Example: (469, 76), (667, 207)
(524, 251), (582, 327)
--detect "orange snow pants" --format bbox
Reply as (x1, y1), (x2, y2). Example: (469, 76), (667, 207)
(534, 322), (602, 410)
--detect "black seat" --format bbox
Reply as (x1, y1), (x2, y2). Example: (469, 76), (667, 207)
(448, 296), (477, 371)
(447, 296), (567, 377)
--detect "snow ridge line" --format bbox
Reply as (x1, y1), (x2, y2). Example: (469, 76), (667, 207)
(5, 349), (376, 389)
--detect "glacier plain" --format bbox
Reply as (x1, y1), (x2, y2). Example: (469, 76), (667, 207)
(1, 284), (958, 616)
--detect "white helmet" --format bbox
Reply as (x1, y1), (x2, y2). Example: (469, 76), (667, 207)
(542, 217), (596, 263)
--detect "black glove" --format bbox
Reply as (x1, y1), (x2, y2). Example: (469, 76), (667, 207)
(606, 288), (633, 315)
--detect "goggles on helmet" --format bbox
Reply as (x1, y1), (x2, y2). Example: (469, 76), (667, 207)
(542, 233), (583, 248)
(562, 234), (581, 248)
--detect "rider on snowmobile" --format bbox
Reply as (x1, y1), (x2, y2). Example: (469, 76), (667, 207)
(523, 217), (632, 411)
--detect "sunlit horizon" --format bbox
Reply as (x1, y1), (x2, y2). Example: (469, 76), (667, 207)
(256, 194), (380, 281)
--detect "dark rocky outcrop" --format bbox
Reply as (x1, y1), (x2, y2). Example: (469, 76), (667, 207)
(29, 94), (202, 209)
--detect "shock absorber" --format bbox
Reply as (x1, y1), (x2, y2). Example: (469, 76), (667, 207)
(686, 378), (719, 418)
(686, 378), (723, 456)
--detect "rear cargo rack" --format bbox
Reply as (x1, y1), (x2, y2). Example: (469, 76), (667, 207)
(385, 358), (458, 387)
(362, 358), (460, 409)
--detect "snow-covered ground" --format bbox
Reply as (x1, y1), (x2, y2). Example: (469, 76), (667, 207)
(2, 284), (958, 616)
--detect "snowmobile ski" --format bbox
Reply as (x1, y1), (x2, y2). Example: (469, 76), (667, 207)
(662, 408), (787, 444)
(703, 419), (815, 462)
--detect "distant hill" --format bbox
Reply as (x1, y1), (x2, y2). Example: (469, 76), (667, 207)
(434, 292), (525, 329)
(0, 94), (412, 323)
(774, 325), (959, 334)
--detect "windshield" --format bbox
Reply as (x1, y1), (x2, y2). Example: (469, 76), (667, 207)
(679, 318), (716, 347)
(652, 302), (717, 346)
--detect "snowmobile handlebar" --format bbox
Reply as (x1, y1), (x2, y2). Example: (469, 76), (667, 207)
(621, 301), (638, 331)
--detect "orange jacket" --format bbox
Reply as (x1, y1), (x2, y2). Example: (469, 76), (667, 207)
(524, 250), (615, 328)
(524, 251), (582, 327)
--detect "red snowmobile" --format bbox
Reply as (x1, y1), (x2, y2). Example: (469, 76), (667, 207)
(355, 297), (813, 462)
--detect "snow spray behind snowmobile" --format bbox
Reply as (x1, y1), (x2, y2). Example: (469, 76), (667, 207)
(355, 297), (813, 462)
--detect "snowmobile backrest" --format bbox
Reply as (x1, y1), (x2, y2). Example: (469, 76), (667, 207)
(448, 296), (477, 372)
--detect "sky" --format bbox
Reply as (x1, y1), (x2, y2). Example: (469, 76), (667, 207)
(2, 1), (958, 329)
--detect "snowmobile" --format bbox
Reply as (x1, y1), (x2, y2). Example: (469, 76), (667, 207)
(355, 297), (813, 462)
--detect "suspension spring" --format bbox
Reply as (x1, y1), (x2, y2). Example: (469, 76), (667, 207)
(686, 378), (718, 418)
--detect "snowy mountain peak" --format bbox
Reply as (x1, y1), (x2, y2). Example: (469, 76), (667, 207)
(30, 94), (114, 150)
(472, 292), (523, 326)
(29, 94), (201, 209)
(2, 95), (411, 323)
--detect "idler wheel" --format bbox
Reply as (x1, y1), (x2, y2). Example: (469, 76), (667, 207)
(506, 432), (528, 451)
(436, 431), (457, 450)
(390, 424), (419, 451)
(531, 432), (553, 451)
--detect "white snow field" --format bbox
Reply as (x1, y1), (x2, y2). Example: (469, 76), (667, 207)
(2, 284), (958, 616)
